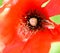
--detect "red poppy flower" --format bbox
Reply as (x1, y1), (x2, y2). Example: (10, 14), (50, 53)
(0, 0), (60, 53)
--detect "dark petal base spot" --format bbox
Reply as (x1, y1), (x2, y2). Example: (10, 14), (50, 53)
(24, 9), (46, 30)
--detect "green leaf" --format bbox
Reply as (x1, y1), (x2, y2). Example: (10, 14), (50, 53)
(0, 0), (3, 6)
(49, 42), (60, 53)
(50, 15), (60, 24)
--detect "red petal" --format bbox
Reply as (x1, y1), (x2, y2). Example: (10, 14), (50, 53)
(0, 0), (60, 53)
(44, 0), (60, 17)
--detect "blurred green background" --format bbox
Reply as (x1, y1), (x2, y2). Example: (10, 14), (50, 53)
(50, 15), (60, 25)
(49, 42), (60, 53)
(0, 0), (3, 6)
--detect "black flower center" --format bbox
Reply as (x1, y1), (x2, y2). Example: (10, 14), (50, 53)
(24, 10), (46, 30)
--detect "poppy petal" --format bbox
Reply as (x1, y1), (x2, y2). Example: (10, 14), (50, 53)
(44, 0), (60, 17)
